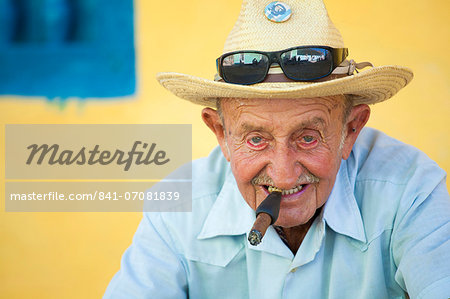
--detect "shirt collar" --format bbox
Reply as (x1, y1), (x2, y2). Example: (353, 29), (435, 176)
(197, 167), (293, 258)
(197, 168), (255, 239)
(198, 158), (367, 244)
(323, 159), (367, 243)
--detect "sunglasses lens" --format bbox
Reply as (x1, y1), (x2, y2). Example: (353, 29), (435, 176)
(221, 53), (269, 84)
(280, 48), (332, 80)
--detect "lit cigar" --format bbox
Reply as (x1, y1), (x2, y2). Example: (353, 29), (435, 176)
(248, 186), (282, 246)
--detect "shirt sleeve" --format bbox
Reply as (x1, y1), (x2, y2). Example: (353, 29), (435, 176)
(103, 212), (188, 299)
(392, 163), (450, 299)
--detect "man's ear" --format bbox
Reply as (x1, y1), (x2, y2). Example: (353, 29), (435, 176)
(202, 108), (231, 161)
(341, 104), (371, 160)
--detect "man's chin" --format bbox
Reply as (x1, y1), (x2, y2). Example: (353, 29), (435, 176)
(274, 203), (320, 228)
(274, 215), (311, 228)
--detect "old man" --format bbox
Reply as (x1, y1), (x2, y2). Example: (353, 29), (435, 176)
(104, 0), (450, 298)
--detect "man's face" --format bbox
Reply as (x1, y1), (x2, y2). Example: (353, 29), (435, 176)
(218, 96), (349, 228)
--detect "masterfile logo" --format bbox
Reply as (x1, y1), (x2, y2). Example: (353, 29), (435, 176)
(6, 124), (190, 180)
(26, 141), (170, 171)
(5, 124), (192, 212)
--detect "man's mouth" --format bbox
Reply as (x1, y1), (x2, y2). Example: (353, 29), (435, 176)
(263, 184), (308, 196)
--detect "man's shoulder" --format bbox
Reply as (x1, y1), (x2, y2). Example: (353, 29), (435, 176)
(350, 127), (445, 185)
(328, 128), (448, 249)
(348, 128), (447, 238)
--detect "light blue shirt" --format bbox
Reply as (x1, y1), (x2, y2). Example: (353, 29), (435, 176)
(104, 128), (450, 299)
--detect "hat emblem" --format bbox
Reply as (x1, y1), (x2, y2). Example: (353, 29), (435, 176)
(264, 1), (292, 23)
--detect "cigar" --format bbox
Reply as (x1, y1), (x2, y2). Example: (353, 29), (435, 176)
(248, 187), (282, 246)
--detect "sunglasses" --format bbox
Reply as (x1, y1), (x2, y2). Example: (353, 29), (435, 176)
(216, 46), (348, 85)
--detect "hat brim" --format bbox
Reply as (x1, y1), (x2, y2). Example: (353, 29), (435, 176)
(156, 65), (413, 107)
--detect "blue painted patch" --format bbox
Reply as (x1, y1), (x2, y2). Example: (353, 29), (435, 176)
(264, 1), (292, 23)
(0, 0), (135, 99)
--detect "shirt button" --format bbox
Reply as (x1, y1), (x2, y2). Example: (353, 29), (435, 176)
(290, 267), (298, 273)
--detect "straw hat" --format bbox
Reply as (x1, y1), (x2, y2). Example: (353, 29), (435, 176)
(156, 0), (413, 107)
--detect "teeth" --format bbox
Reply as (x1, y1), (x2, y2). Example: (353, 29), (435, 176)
(268, 186), (282, 193)
(268, 185), (303, 195)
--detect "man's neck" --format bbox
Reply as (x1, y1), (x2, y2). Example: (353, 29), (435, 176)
(275, 209), (321, 254)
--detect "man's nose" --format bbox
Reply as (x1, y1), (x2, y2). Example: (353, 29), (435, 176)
(266, 145), (302, 189)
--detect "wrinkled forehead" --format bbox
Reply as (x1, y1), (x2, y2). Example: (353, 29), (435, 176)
(219, 96), (346, 118)
(217, 96), (348, 132)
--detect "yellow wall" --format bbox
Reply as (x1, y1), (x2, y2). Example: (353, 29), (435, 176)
(0, 0), (449, 297)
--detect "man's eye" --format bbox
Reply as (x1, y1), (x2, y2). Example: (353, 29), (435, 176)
(251, 136), (262, 144)
(303, 136), (315, 143)
(297, 134), (318, 148)
(246, 135), (267, 149)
